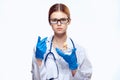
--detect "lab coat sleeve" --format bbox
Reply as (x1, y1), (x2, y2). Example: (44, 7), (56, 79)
(31, 47), (41, 80)
(72, 45), (92, 80)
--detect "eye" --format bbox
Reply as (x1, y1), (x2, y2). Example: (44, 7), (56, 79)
(50, 18), (58, 24)
(60, 18), (69, 24)
(60, 18), (68, 21)
(50, 19), (58, 22)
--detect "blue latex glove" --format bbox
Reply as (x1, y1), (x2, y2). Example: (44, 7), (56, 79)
(35, 36), (47, 60)
(56, 48), (78, 70)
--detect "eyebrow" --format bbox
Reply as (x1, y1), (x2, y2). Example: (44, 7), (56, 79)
(50, 17), (68, 19)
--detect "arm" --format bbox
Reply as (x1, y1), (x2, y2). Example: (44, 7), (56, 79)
(72, 46), (92, 80)
(31, 53), (41, 80)
(73, 57), (92, 80)
(31, 36), (47, 80)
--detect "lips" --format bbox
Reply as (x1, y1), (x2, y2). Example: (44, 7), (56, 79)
(57, 28), (63, 31)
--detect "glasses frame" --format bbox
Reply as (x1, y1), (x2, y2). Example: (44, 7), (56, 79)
(49, 18), (70, 24)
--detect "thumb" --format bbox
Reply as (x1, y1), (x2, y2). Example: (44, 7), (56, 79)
(56, 48), (65, 57)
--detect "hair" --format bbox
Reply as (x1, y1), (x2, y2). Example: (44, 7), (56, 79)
(48, 3), (71, 23)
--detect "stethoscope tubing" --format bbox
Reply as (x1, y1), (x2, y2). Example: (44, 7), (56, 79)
(44, 36), (75, 80)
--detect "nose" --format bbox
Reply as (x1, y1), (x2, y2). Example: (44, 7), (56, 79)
(57, 21), (61, 25)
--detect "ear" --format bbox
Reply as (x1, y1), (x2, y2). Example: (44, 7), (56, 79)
(67, 19), (71, 25)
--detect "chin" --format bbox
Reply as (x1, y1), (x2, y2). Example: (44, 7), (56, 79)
(56, 32), (66, 35)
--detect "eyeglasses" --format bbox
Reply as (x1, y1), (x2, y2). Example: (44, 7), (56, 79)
(49, 18), (69, 24)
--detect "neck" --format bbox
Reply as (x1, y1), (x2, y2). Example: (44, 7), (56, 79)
(53, 33), (67, 49)
(53, 33), (67, 43)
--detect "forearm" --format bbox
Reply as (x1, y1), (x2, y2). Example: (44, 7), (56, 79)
(72, 59), (92, 80)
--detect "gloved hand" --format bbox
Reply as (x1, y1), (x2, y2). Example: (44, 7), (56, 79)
(35, 36), (47, 60)
(56, 48), (78, 70)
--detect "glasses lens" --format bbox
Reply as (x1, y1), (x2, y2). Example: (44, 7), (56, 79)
(60, 18), (68, 24)
(50, 19), (58, 24)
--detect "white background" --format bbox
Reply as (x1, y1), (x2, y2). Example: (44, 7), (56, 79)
(0, 0), (120, 80)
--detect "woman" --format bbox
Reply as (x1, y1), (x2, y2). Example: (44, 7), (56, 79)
(32, 3), (92, 80)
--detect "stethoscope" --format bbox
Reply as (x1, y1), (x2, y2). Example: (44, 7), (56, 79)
(44, 37), (75, 80)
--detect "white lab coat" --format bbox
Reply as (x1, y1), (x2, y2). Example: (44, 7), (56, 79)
(31, 36), (92, 80)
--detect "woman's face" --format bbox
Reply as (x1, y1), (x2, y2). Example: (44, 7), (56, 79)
(50, 11), (70, 35)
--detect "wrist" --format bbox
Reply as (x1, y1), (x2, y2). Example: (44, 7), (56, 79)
(71, 69), (77, 76)
(36, 59), (42, 66)
(69, 63), (78, 70)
